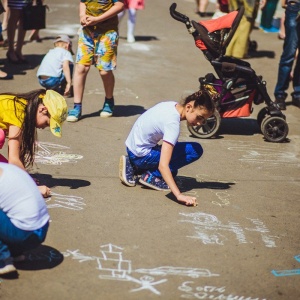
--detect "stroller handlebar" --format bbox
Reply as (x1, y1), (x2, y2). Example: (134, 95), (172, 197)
(169, 3), (190, 24)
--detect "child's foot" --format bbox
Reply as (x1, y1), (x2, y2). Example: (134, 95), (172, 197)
(66, 107), (81, 122)
(119, 155), (136, 187)
(0, 257), (16, 275)
(127, 34), (135, 43)
(100, 98), (114, 118)
(139, 171), (170, 192)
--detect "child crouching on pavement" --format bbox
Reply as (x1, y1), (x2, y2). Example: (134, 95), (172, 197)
(37, 35), (74, 97)
(0, 163), (50, 275)
(119, 90), (215, 206)
(0, 89), (68, 197)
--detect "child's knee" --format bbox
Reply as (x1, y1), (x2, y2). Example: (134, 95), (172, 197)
(191, 142), (203, 159)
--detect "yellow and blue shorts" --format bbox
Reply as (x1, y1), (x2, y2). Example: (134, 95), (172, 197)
(76, 27), (118, 71)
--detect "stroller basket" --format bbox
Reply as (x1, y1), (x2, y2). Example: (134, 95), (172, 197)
(169, 3), (289, 143)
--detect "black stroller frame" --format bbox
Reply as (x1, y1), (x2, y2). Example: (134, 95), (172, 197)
(170, 3), (289, 143)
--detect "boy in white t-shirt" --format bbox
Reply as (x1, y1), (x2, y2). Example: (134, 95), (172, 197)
(119, 90), (215, 206)
(0, 163), (50, 275)
(37, 35), (74, 97)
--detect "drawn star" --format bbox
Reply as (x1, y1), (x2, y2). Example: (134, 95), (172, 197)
(53, 124), (61, 133)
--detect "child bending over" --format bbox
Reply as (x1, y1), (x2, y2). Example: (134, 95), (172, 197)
(0, 163), (50, 275)
(37, 35), (74, 97)
(0, 89), (68, 197)
(119, 90), (215, 206)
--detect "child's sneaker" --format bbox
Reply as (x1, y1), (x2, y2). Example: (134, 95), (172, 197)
(119, 155), (136, 187)
(100, 98), (114, 118)
(139, 171), (170, 192)
(66, 108), (81, 122)
(0, 257), (16, 275)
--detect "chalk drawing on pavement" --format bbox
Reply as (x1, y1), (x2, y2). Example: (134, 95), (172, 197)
(272, 255), (300, 277)
(45, 193), (85, 210)
(35, 142), (83, 165)
(178, 281), (267, 300)
(179, 212), (278, 247)
(62, 243), (219, 296)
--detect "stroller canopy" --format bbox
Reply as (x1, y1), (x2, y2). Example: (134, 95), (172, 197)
(192, 7), (244, 58)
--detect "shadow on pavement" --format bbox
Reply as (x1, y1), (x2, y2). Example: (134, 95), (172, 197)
(31, 173), (91, 189)
(81, 105), (146, 119)
(14, 245), (64, 270)
(0, 245), (64, 280)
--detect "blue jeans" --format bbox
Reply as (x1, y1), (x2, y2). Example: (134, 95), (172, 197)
(127, 142), (203, 178)
(274, 2), (300, 99)
(0, 210), (49, 261)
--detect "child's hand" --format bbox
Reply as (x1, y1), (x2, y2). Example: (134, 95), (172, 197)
(38, 185), (51, 198)
(64, 83), (72, 96)
(80, 15), (88, 26)
(177, 194), (198, 206)
(85, 16), (99, 26)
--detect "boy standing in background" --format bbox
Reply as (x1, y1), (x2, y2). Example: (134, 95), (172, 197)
(67, 0), (124, 122)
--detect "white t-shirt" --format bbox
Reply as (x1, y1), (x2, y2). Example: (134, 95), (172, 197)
(125, 101), (181, 157)
(0, 163), (49, 231)
(37, 47), (73, 78)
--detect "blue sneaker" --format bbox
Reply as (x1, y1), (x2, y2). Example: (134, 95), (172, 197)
(262, 26), (279, 33)
(66, 108), (81, 122)
(100, 98), (114, 118)
(119, 155), (136, 187)
(139, 171), (170, 192)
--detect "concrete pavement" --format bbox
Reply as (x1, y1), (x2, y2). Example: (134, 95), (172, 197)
(0, 0), (299, 299)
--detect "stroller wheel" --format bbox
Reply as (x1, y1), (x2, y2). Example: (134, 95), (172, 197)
(261, 116), (289, 143)
(257, 107), (268, 131)
(187, 110), (221, 139)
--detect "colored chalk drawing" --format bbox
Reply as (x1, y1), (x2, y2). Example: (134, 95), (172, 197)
(178, 281), (266, 300)
(45, 193), (85, 211)
(62, 243), (219, 295)
(179, 212), (278, 247)
(35, 142), (83, 165)
(272, 255), (300, 277)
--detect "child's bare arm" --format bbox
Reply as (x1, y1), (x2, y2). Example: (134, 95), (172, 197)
(7, 125), (25, 170)
(62, 60), (72, 96)
(79, 2), (87, 26)
(84, 1), (124, 27)
(159, 141), (198, 206)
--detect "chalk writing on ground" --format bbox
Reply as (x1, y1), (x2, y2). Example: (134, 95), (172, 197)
(178, 281), (266, 300)
(45, 193), (85, 210)
(226, 142), (299, 168)
(35, 142), (83, 165)
(62, 243), (218, 296)
(272, 255), (300, 277)
(179, 212), (278, 247)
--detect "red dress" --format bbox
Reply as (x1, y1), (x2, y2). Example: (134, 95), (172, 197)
(124, 0), (145, 10)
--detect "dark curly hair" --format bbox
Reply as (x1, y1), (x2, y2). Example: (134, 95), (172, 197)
(0, 89), (46, 167)
(183, 89), (216, 113)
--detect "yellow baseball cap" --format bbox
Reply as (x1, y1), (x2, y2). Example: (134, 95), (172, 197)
(42, 90), (68, 137)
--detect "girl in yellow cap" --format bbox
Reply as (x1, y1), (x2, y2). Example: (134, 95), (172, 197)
(0, 89), (68, 197)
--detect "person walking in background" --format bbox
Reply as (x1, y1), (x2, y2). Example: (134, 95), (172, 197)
(37, 35), (74, 97)
(274, 0), (300, 110)
(226, 0), (260, 59)
(0, 163), (50, 275)
(0, 89), (68, 197)
(6, 0), (30, 64)
(119, 90), (215, 206)
(195, 0), (209, 16)
(259, 0), (280, 33)
(66, 0), (125, 122)
(118, 0), (145, 43)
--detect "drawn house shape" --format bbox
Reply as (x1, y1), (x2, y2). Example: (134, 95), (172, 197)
(97, 244), (132, 280)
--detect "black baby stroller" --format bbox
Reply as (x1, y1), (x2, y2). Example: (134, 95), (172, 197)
(169, 3), (289, 143)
